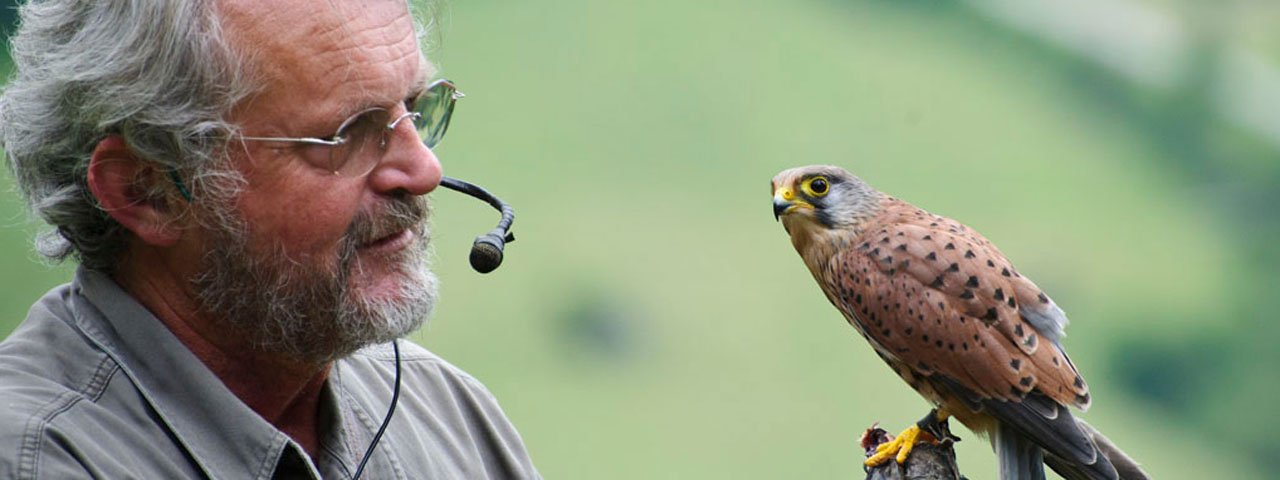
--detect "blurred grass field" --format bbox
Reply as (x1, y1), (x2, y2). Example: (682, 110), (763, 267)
(2, 0), (1277, 478)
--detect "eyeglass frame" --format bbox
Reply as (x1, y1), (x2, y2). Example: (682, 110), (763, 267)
(236, 78), (464, 177)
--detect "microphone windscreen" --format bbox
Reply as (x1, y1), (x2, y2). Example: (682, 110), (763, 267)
(469, 236), (504, 274)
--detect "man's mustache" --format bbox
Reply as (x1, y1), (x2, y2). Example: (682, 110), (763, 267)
(345, 196), (430, 248)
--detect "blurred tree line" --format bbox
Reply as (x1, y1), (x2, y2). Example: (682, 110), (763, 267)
(954, 0), (1280, 471)
(884, 1), (1280, 471)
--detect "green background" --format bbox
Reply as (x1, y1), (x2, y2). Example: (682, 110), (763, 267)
(3, 1), (1278, 478)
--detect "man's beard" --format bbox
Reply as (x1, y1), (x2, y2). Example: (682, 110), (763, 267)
(190, 193), (438, 364)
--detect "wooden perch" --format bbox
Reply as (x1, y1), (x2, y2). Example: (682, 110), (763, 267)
(861, 425), (967, 480)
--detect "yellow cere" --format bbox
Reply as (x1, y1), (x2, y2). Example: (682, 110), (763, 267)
(778, 187), (795, 201)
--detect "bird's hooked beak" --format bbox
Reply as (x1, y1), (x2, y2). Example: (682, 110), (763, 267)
(772, 185), (811, 221)
(773, 197), (790, 221)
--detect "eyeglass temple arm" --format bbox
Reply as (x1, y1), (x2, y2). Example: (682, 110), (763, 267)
(238, 136), (345, 146)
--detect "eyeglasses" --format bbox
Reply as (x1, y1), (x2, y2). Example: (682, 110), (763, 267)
(238, 78), (464, 177)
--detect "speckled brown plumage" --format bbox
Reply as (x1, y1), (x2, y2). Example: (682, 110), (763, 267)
(824, 197), (1088, 410)
(772, 165), (1147, 480)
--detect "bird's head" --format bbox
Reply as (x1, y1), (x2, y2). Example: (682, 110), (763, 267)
(771, 165), (884, 237)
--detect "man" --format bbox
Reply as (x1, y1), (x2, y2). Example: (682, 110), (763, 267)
(0, 0), (539, 478)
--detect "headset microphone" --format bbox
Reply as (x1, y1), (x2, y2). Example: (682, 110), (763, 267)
(438, 176), (516, 273)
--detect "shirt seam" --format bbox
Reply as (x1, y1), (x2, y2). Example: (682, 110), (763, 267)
(254, 437), (286, 480)
(318, 441), (352, 478)
(85, 355), (119, 402)
(361, 351), (480, 382)
(394, 355), (492, 396)
(16, 355), (120, 480)
(335, 372), (408, 479)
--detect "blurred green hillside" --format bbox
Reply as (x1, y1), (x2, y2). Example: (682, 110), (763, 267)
(2, 1), (1277, 479)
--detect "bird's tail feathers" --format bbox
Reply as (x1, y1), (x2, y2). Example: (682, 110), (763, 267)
(1078, 419), (1150, 480)
(1042, 418), (1149, 480)
(1044, 453), (1103, 480)
(995, 422), (1047, 480)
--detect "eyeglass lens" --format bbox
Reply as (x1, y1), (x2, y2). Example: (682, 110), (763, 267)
(418, 81), (458, 149)
(328, 80), (459, 176)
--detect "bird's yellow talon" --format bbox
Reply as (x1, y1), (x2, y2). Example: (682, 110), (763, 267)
(864, 448), (894, 467)
(863, 424), (923, 467)
(894, 425), (921, 464)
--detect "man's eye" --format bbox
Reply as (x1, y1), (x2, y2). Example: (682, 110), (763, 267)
(404, 94), (422, 111)
(338, 110), (390, 137)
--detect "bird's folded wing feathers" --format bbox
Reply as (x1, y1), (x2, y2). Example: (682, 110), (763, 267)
(827, 202), (1090, 409)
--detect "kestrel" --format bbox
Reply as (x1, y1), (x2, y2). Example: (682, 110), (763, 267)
(771, 165), (1148, 480)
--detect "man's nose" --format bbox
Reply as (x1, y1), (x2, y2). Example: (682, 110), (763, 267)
(366, 121), (443, 196)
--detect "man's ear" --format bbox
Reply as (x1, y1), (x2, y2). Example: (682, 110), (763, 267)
(86, 135), (183, 247)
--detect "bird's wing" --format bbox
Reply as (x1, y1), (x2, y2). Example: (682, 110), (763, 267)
(823, 202), (1109, 471)
(825, 201), (1090, 409)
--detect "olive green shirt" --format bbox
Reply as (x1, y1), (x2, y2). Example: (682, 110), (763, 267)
(0, 269), (540, 479)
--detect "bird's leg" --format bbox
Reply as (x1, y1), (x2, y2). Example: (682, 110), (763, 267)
(918, 407), (959, 444)
(864, 408), (954, 467)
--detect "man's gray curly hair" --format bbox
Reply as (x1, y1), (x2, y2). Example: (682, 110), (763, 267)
(0, 0), (260, 273)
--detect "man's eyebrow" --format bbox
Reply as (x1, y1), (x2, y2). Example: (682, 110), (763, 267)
(329, 60), (432, 120)
(338, 81), (429, 122)
(407, 81), (428, 99)
(411, 65), (432, 95)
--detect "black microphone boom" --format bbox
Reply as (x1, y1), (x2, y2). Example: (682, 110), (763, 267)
(438, 176), (516, 273)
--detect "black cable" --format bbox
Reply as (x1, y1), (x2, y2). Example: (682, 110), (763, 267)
(352, 340), (402, 479)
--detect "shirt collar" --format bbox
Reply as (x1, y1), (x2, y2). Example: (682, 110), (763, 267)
(71, 268), (315, 479)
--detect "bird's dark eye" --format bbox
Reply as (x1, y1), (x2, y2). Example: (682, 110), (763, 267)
(807, 177), (829, 196)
